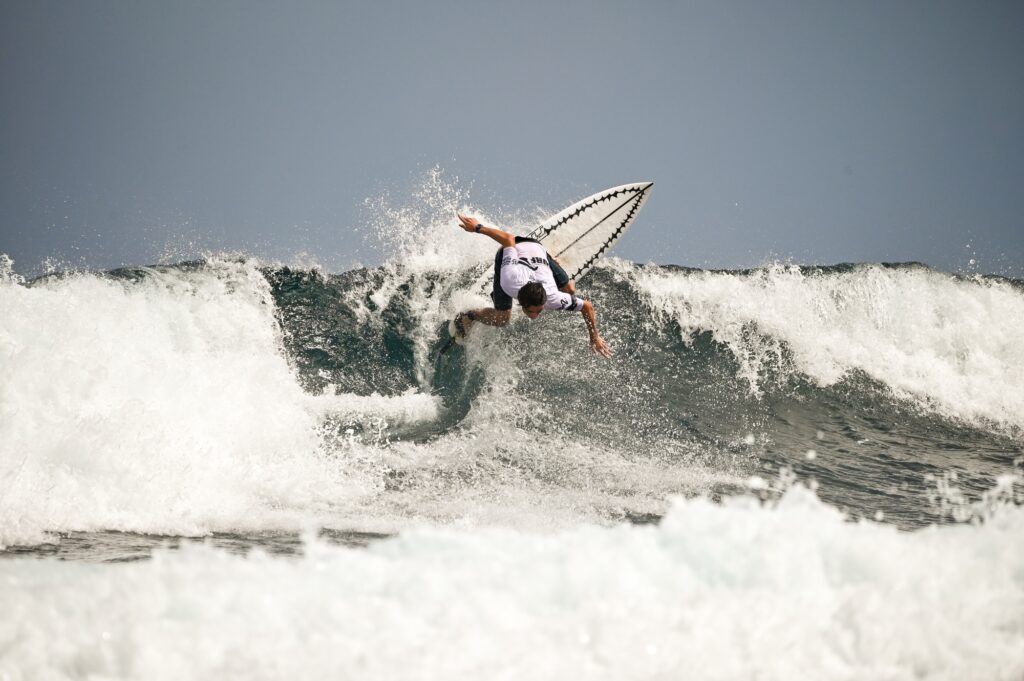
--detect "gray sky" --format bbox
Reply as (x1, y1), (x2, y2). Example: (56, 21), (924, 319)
(2, 0), (1022, 276)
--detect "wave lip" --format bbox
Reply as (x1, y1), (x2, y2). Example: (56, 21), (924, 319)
(624, 261), (1024, 433)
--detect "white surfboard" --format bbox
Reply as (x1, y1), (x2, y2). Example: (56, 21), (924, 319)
(525, 181), (654, 282)
(442, 182), (654, 352)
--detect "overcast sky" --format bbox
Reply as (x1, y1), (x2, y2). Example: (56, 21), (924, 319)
(2, 0), (1022, 276)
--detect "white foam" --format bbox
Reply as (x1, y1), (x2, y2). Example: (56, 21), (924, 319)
(2, 486), (1021, 680)
(623, 262), (1024, 431)
(0, 260), (377, 546)
(318, 389), (440, 426)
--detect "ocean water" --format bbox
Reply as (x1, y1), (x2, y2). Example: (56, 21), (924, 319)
(1, 210), (1023, 677)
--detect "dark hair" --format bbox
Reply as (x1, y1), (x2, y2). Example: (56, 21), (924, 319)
(517, 282), (545, 308)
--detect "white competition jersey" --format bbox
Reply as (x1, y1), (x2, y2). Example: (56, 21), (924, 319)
(499, 241), (586, 312)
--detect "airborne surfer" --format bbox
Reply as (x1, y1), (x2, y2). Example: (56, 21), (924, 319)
(451, 213), (613, 358)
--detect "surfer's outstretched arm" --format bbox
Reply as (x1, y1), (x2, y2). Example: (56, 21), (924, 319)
(458, 213), (515, 248)
(581, 300), (612, 359)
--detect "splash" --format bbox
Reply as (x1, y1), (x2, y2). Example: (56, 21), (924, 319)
(0, 260), (372, 546)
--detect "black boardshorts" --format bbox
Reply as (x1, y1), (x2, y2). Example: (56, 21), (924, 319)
(491, 236), (570, 311)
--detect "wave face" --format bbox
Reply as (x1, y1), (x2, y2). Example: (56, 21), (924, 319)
(1, 249), (1021, 546)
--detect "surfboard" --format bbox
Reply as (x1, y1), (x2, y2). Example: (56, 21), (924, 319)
(440, 181), (654, 353)
(525, 181), (654, 282)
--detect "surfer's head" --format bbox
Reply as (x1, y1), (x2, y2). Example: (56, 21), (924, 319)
(517, 282), (545, 319)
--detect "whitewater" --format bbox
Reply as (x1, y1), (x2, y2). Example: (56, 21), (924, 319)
(1, 185), (1023, 678)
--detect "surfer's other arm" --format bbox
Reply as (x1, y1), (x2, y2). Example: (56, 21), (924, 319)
(581, 300), (612, 358)
(458, 213), (515, 248)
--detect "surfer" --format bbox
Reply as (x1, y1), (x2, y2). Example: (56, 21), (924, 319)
(453, 213), (612, 358)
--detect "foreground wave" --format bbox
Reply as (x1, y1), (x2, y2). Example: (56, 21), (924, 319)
(3, 487), (1022, 680)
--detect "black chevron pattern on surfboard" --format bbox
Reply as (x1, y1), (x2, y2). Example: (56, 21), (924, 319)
(526, 182), (652, 281)
(565, 190), (647, 281)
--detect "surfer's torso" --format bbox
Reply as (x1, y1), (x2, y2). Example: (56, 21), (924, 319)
(499, 241), (585, 312)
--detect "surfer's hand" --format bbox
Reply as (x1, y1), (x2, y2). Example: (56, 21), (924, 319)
(590, 335), (612, 359)
(457, 213), (480, 232)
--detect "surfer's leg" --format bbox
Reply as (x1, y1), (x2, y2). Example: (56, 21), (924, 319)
(488, 247), (514, 314)
(455, 249), (513, 335)
(547, 253), (575, 294)
(463, 308), (511, 328)
(470, 248), (513, 327)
